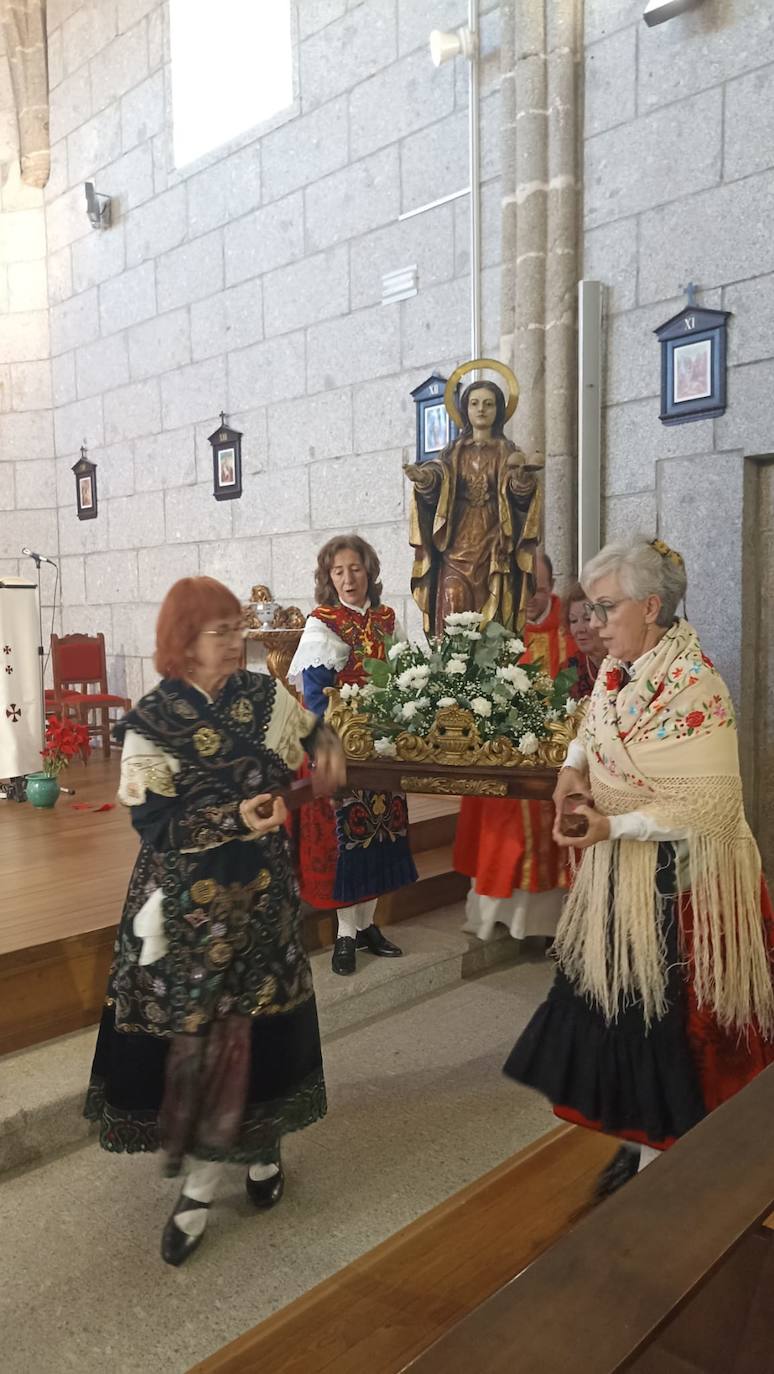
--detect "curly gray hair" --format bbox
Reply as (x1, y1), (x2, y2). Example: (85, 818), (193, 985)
(582, 537), (687, 628)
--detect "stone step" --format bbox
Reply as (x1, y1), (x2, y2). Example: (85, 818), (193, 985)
(0, 902), (526, 1180)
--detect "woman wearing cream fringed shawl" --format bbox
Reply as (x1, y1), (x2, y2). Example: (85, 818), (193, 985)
(504, 538), (774, 1199)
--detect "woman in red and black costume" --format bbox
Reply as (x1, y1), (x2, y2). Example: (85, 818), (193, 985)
(289, 536), (417, 975)
(564, 581), (605, 701)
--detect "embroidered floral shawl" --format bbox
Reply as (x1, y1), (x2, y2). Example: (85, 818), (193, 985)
(555, 620), (774, 1036)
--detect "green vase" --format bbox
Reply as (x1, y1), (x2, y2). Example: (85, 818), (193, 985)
(26, 771), (61, 808)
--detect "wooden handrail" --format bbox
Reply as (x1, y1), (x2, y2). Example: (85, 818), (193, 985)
(408, 1063), (774, 1373)
(188, 1126), (617, 1374)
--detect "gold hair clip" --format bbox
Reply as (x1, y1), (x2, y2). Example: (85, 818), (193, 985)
(649, 538), (684, 569)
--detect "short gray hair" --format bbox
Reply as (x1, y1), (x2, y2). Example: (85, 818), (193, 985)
(582, 536), (687, 627)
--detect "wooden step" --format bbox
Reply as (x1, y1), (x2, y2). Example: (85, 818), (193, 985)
(302, 846), (470, 951)
(0, 767), (462, 1053)
(189, 1125), (618, 1374)
(405, 797), (459, 854)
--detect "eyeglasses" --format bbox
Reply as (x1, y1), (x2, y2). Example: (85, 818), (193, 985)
(583, 599), (628, 626)
(201, 624), (248, 640)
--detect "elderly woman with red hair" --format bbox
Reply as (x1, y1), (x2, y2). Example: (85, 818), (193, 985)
(84, 577), (344, 1266)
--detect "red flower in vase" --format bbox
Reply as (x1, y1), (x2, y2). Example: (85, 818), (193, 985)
(40, 715), (91, 776)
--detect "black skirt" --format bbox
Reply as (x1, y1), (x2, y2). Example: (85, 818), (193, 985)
(84, 998), (326, 1166)
(504, 847), (706, 1147)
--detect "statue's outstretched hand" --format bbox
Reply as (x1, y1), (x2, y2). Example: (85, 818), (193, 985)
(404, 462), (439, 492)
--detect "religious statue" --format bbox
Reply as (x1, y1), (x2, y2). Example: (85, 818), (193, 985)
(404, 362), (542, 637)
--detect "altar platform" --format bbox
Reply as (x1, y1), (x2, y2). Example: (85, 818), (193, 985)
(0, 757), (466, 1055)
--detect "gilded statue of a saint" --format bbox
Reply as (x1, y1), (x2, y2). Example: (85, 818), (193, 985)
(404, 379), (542, 637)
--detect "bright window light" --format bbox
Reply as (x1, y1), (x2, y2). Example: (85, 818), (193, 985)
(170, 0), (293, 169)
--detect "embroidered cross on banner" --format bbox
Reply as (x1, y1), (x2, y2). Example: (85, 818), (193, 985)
(4, 665), (12, 674)
(2, 645), (10, 655)
(5, 703), (22, 721)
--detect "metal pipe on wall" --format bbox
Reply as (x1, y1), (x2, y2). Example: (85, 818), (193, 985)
(577, 280), (603, 570)
(468, 0), (481, 359)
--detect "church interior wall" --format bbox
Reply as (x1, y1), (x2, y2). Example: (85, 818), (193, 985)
(0, 0), (503, 702)
(583, 0), (774, 703)
(0, 0), (771, 707)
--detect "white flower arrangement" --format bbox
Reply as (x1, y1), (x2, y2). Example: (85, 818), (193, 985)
(388, 641), (410, 661)
(471, 696), (492, 717)
(352, 612), (578, 748)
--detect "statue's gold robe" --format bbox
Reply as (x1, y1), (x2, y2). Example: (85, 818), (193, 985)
(408, 437), (542, 637)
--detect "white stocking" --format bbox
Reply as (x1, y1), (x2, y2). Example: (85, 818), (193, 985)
(173, 1159), (223, 1237)
(336, 899), (377, 939)
(638, 1144), (660, 1172)
(248, 1161), (279, 1181)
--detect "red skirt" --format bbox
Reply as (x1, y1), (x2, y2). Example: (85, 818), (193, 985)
(453, 797), (569, 898)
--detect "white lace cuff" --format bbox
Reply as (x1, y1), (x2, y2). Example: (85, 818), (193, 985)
(288, 616), (350, 683)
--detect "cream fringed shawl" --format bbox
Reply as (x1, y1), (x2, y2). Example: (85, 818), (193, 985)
(554, 620), (774, 1037)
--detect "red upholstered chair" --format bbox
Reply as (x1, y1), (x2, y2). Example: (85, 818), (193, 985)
(50, 632), (131, 760)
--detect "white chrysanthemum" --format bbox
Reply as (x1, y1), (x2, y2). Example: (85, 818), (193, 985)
(445, 658), (467, 676)
(518, 732), (539, 755)
(374, 736), (397, 757)
(471, 696), (492, 717)
(411, 664), (430, 682)
(546, 707), (560, 722)
(401, 701), (419, 720)
(396, 668), (416, 690)
(457, 610), (483, 627)
(437, 696), (457, 707)
(565, 697), (578, 716)
(388, 641), (409, 661)
(459, 629), (481, 640)
(505, 637), (525, 656)
(496, 664), (530, 692)
(339, 682), (360, 701)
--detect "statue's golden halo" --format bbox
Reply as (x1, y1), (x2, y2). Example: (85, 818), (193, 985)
(444, 357), (520, 428)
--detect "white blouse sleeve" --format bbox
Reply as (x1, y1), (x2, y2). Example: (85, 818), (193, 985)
(561, 739), (588, 773)
(287, 615), (350, 686)
(118, 729), (180, 805)
(608, 813), (689, 843)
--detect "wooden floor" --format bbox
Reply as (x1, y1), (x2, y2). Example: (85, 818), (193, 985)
(190, 1125), (618, 1374)
(0, 755), (133, 957)
(0, 757), (461, 1053)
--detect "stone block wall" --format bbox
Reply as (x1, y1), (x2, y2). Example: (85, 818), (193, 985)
(584, 0), (774, 702)
(0, 21), (58, 682)
(24, 0), (503, 700)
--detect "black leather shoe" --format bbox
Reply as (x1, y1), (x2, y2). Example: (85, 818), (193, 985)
(355, 923), (403, 957)
(245, 1163), (285, 1209)
(332, 934), (356, 975)
(593, 1145), (640, 1203)
(161, 1195), (208, 1267)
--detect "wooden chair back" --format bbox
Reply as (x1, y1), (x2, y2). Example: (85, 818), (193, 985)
(50, 632), (108, 697)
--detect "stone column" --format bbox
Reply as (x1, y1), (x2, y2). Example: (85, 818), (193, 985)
(2, 0), (49, 187)
(500, 0), (581, 578)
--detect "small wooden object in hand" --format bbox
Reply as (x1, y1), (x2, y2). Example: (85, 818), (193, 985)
(560, 792), (594, 838)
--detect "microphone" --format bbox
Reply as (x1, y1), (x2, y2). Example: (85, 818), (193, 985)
(21, 547), (58, 567)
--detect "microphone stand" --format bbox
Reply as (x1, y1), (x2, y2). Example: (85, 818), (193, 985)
(27, 552), (46, 755)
